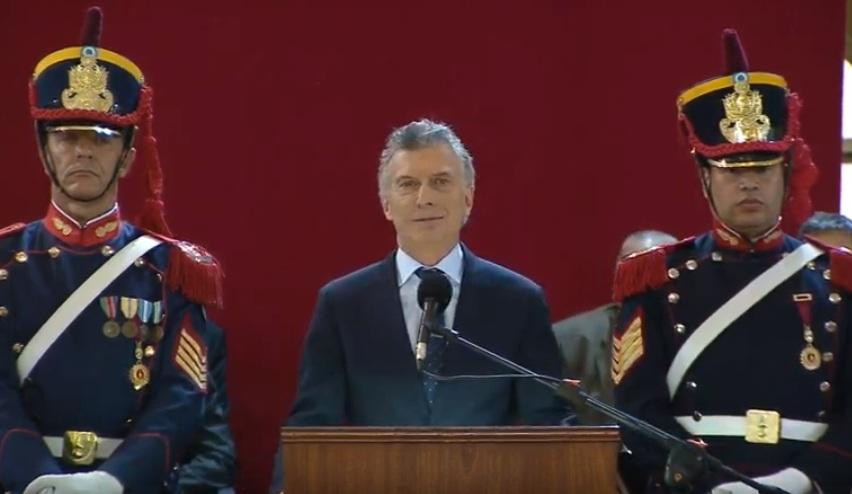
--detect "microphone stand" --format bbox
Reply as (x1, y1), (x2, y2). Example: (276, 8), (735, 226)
(427, 323), (789, 494)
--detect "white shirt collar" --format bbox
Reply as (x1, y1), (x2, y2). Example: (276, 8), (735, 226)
(396, 244), (464, 287)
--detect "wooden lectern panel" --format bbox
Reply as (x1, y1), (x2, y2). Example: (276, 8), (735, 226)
(281, 426), (619, 493)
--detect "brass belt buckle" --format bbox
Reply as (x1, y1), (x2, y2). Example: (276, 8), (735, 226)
(62, 430), (99, 465)
(745, 409), (780, 444)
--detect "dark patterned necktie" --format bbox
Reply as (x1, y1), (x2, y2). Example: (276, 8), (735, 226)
(416, 267), (447, 410)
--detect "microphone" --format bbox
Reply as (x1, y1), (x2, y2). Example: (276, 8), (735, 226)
(415, 270), (452, 372)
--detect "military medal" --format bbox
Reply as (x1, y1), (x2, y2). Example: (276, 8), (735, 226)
(129, 338), (150, 390)
(99, 296), (120, 338)
(120, 297), (139, 338)
(103, 321), (120, 338)
(129, 363), (150, 390)
(793, 294), (821, 371)
(800, 344), (821, 371)
(137, 299), (153, 341)
(150, 300), (164, 342)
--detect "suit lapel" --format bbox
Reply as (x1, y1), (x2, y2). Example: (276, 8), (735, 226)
(368, 250), (431, 415)
(371, 251), (418, 365)
(452, 244), (479, 341)
(439, 245), (494, 374)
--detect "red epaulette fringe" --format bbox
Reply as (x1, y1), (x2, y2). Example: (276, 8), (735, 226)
(803, 236), (852, 293)
(0, 223), (26, 239)
(143, 229), (224, 308)
(612, 237), (694, 302)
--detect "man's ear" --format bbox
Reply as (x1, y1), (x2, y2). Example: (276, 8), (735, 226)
(698, 167), (711, 199)
(118, 147), (136, 179)
(382, 196), (393, 221)
(36, 126), (50, 177)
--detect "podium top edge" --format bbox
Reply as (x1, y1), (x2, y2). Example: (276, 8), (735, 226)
(279, 426), (620, 443)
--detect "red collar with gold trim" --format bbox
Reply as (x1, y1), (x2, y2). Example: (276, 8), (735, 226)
(711, 219), (784, 252)
(43, 203), (122, 247)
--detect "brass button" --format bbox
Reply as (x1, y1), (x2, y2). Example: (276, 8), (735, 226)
(144, 346), (155, 358)
(0, 307), (9, 317)
(667, 292), (680, 304)
(667, 268), (680, 280)
(134, 257), (146, 268)
(825, 321), (838, 333)
(48, 246), (60, 258)
(711, 252), (722, 262)
(823, 269), (831, 281)
(823, 352), (834, 363)
(829, 293), (842, 304)
(820, 381), (831, 392)
(685, 260), (698, 270)
(14, 252), (27, 263)
(817, 410), (827, 419)
(674, 323), (686, 334)
(101, 245), (115, 257)
(692, 411), (702, 421)
(686, 381), (698, 390)
(807, 261), (816, 270)
(0, 269), (8, 281)
(11, 343), (23, 354)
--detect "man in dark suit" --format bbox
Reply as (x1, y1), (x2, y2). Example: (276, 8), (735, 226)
(269, 119), (572, 492)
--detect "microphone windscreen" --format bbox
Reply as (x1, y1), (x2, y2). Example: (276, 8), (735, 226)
(416, 271), (452, 312)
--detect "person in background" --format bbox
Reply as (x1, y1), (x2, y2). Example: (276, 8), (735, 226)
(552, 229), (676, 426)
(798, 211), (852, 250)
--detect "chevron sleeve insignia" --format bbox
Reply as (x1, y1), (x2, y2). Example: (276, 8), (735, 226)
(173, 314), (208, 392)
(611, 309), (645, 386)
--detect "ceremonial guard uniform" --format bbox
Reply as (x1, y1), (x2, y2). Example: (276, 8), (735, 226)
(612, 31), (852, 492)
(0, 7), (222, 494)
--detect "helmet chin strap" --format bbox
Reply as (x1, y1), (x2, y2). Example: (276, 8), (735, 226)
(39, 133), (131, 204)
(698, 162), (788, 240)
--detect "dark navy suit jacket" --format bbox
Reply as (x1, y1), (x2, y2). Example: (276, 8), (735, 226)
(269, 247), (573, 491)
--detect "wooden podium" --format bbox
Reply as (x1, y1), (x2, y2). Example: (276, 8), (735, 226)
(280, 426), (620, 493)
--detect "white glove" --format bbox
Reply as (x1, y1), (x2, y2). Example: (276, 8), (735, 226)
(23, 475), (57, 494)
(712, 468), (815, 494)
(22, 472), (123, 494)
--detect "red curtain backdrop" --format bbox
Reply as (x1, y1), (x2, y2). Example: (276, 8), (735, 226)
(0, 1), (844, 490)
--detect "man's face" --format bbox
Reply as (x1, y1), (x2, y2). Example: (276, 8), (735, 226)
(382, 144), (474, 251)
(703, 163), (785, 239)
(42, 128), (133, 201)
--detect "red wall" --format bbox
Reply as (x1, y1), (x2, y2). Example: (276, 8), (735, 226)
(0, 1), (844, 490)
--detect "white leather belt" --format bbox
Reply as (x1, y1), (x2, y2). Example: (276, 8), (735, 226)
(676, 415), (828, 442)
(43, 435), (122, 460)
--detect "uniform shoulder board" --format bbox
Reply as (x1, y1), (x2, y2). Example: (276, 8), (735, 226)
(804, 235), (852, 293)
(0, 222), (27, 240)
(612, 236), (695, 302)
(142, 230), (223, 308)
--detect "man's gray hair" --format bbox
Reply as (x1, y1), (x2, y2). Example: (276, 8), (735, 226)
(378, 119), (475, 200)
(799, 211), (852, 237)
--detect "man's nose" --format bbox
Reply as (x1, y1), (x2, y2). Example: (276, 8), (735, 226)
(74, 135), (96, 157)
(416, 184), (435, 206)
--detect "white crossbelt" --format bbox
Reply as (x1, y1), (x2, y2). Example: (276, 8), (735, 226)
(666, 243), (823, 398)
(16, 235), (163, 383)
(675, 415), (828, 442)
(42, 436), (122, 460)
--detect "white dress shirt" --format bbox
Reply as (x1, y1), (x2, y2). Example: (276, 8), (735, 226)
(396, 245), (463, 352)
